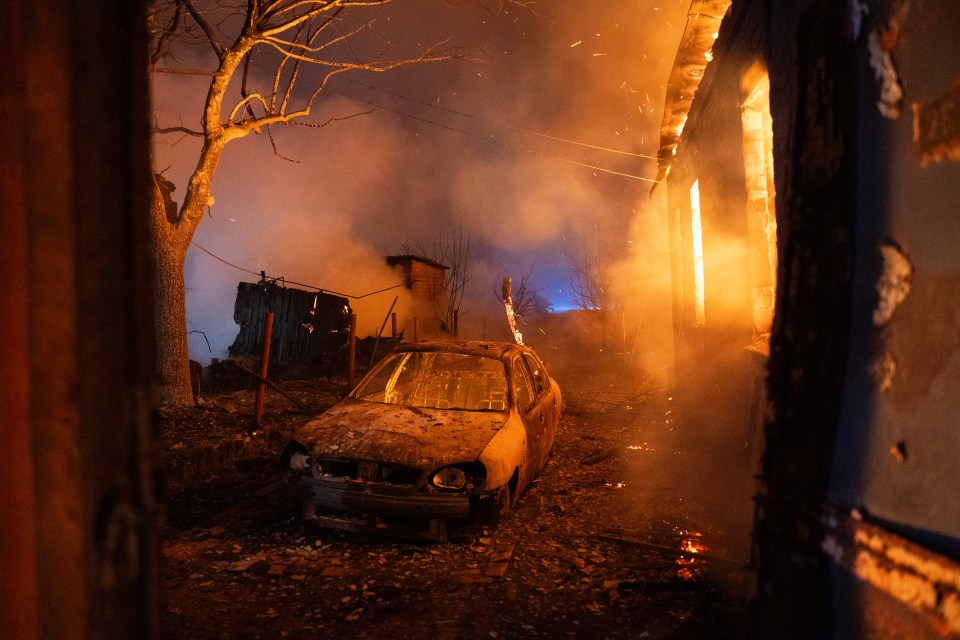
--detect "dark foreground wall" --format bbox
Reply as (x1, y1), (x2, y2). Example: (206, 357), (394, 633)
(831, 0), (960, 557)
(0, 1), (158, 638)
(760, 1), (960, 637)
(663, 0), (960, 637)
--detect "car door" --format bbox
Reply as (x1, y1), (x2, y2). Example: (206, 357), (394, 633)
(521, 352), (560, 458)
(514, 355), (547, 477)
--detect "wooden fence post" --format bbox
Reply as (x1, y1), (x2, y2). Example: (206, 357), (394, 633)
(347, 313), (357, 388)
(253, 311), (274, 428)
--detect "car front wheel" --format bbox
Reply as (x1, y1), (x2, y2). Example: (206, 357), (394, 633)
(481, 486), (511, 526)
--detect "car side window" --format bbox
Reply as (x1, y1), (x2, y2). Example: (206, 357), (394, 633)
(513, 357), (536, 413)
(522, 353), (549, 397)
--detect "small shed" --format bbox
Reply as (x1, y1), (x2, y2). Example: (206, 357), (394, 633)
(385, 255), (448, 303)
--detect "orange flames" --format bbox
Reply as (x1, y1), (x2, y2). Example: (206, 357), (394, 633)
(681, 537), (708, 555)
(676, 534), (708, 580)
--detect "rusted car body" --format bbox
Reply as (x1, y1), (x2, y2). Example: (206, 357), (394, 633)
(282, 340), (562, 541)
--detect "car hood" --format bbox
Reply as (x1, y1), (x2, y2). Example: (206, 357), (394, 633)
(294, 399), (508, 469)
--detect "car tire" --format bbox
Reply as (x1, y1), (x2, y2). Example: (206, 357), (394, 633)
(301, 500), (316, 520)
(485, 486), (511, 526)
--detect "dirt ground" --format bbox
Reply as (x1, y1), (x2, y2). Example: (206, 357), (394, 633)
(159, 363), (753, 639)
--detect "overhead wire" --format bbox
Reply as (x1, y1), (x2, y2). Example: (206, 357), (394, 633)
(329, 85), (662, 183)
(188, 70), (665, 289)
(342, 76), (660, 160)
(190, 241), (405, 299)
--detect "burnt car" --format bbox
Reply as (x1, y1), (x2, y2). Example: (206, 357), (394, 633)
(282, 340), (562, 541)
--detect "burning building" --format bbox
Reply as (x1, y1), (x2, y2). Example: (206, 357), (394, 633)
(659, 0), (960, 637)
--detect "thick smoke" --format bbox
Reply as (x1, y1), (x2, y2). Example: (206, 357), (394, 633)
(151, 0), (691, 363)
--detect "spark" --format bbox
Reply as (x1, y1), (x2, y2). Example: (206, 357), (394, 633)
(571, 40), (582, 47)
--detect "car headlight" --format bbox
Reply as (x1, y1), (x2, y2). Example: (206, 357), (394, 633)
(430, 462), (486, 491)
(432, 467), (467, 490)
(290, 452), (312, 471)
(281, 440), (312, 471)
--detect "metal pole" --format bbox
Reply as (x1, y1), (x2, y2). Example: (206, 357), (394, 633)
(369, 296), (399, 368)
(413, 317), (419, 343)
(391, 312), (398, 347)
(347, 313), (357, 388)
(253, 311), (274, 428)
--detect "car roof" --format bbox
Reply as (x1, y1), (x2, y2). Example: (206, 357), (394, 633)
(395, 339), (529, 360)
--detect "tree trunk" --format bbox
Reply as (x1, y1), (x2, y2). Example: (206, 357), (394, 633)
(150, 178), (194, 406)
(152, 240), (193, 406)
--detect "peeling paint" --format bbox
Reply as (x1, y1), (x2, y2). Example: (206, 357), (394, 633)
(868, 31), (905, 119)
(913, 82), (960, 166)
(882, 276), (960, 410)
(874, 242), (913, 326)
(888, 440), (907, 463)
(871, 348), (897, 392)
(854, 549), (939, 610)
(860, 0), (911, 119)
(825, 506), (960, 635)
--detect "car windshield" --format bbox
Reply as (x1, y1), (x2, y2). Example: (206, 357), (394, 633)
(355, 351), (509, 411)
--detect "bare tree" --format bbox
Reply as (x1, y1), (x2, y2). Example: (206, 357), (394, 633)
(148, 0), (468, 405)
(495, 262), (548, 319)
(433, 224), (471, 335)
(566, 238), (611, 313)
(565, 231), (623, 354)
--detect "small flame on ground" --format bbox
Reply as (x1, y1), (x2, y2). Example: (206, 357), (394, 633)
(677, 535), (708, 581)
(681, 538), (709, 555)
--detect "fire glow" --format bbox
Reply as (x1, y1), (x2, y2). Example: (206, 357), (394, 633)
(681, 537), (709, 555)
(690, 180), (705, 327)
(676, 534), (709, 580)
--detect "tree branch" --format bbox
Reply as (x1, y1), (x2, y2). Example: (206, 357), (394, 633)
(183, 0), (225, 59)
(259, 0), (390, 38)
(155, 125), (204, 137)
(150, 0), (186, 67)
(152, 66), (216, 76)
